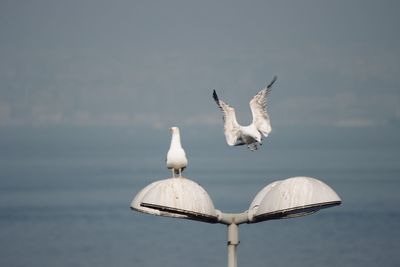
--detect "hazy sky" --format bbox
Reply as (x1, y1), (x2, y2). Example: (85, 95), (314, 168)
(1, 0), (399, 132)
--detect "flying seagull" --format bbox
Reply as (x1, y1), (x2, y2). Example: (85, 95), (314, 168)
(212, 76), (277, 151)
(166, 126), (188, 177)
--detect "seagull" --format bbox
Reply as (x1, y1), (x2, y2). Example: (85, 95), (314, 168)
(212, 76), (277, 151)
(166, 126), (188, 177)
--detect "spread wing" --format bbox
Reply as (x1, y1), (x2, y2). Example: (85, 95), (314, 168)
(213, 90), (243, 146)
(249, 76), (277, 137)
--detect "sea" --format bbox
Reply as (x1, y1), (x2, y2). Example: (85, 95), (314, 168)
(0, 127), (399, 267)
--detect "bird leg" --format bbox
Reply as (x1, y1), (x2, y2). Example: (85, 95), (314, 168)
(247, 142), (259, 151)
(178, 168), (182, 177)
(171, 169), (176, 178)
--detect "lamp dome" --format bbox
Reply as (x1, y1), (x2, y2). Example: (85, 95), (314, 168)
(131, 177), (218, 223)
(249, 177), (341, 222)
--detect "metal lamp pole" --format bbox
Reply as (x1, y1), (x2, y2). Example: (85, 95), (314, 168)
(219, 213), (248, 267)
(227, 223), (239, 267)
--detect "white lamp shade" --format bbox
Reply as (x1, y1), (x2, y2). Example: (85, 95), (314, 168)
(250, 177), (341, 222)
(131, 177), (218, 223)
(131, 180), (188, 218)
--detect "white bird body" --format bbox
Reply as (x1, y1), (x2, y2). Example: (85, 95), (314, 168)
(213, 76), (277, 151)
(166, 126), (188, 177)
(240, 124), (262, 143)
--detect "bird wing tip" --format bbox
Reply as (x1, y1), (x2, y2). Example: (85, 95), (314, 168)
(267, 75), (278, 88)
(212, 89), (219, 101)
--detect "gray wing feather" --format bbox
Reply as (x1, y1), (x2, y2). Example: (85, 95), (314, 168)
(213, 90), (242, 146)
(249, 76), (277, 137)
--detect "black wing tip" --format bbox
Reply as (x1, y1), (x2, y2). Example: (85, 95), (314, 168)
(212, 89), (219, 102)
(267, 75), (278, 89)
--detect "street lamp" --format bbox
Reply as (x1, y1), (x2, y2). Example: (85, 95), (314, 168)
(131, 175), (341, 267)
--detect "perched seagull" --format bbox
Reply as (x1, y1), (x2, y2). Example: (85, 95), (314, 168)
(212, 76), (277, 151)
(166, 126), (188, 177)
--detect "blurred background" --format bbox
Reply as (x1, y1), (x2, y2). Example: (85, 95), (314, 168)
(1, 0), (399, 266)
